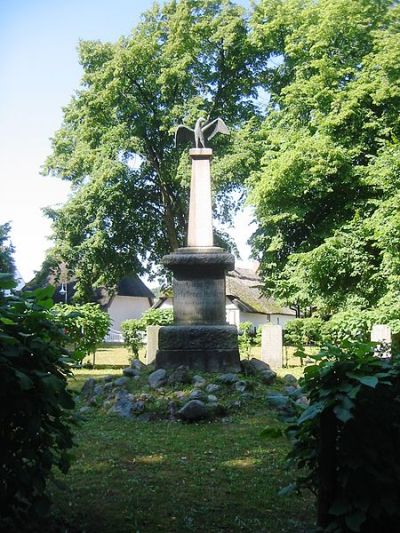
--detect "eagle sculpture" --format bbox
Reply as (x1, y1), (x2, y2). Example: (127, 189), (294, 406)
(175, 117), (229, 148)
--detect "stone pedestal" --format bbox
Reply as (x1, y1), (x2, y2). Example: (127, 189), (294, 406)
(371, 324), (392, 344)
(156, 249), (240, 372)
(157, 324), (240, 372)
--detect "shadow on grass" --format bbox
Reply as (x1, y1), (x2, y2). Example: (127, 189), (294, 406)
(52, 413), (314, 533)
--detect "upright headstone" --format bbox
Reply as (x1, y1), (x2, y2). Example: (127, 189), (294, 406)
(371, 324), (392, 344)
(371, 324), (392, 358)
(261, 324), (283, 369)
(146, 325), (160, 365)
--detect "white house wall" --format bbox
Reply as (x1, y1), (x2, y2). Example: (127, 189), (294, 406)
(238, 312), (294, 330)
(159, 297), (174, 310)
(226, 300), (240, 327)
(239, 312), (271, 329)
(225, 300), (295, 330)
(269, 314), (295, 329)
(108, 295), (151, 331)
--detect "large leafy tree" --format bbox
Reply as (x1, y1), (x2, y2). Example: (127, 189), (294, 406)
(43, 0), (257, 298)
(248, 0), (400, 317)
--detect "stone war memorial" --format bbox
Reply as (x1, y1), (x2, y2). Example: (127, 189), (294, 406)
(155, 117), (241, 372)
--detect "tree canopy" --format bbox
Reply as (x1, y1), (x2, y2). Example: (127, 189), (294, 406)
(43, 0), (258, 298)
(0, 222), (15, 275)
(43, 0), (400, 318)
(248, 0), (400, 317)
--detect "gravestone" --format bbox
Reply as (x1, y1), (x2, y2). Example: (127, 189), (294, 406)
(371, 324), (391, 344)
(155, 119), (240, 372)
(371, 324), (392, 358)
(146, 325), (160, 365)
(261, 324), (283, 369)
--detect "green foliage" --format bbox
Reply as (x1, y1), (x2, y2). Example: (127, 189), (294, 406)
(285, 309), (400, 358)
(120, 320), (144, 359)
(140, 308), (174, 328)
(43, 0), (258, 297)
(284, 318), (324, 365)
(0, 222), (15, 276)
(284, 318), (323, 347)
(52, 303), (111, 364)
(286, 341), (400, 531)
(321, 310), (372, 346)
(249, 0), (400, 317)
(0, 274), (75, 530)
(238, 321), (257, 358)
(121, 308), (173, 357)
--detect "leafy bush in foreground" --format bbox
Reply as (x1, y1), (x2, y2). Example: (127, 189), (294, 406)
(0, 274), (75, 531)
(286, 341), (400, 532)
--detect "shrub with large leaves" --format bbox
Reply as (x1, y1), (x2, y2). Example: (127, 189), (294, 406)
(0, 274), (75, 530)
(286, 341), (400, 532)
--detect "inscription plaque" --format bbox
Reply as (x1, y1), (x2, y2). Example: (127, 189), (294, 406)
(174, 276), (226, 325)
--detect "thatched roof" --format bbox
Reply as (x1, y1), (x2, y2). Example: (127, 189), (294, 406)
(115, 276), (155, 299)
(226, 268), (295, 316)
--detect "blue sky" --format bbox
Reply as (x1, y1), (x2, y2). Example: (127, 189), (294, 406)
(0, 0), (254, 283)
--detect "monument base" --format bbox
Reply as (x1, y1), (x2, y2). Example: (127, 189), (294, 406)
(156, 325), (240, 372)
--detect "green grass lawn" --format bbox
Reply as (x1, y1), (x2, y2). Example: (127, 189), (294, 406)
(52, 360), (315, 532)
(81, 343), (137, 367)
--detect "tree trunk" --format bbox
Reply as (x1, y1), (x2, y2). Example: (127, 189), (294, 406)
(317, 408), (337, 528)
(163, 202), (179, 250)
(150, 150), (180, 251)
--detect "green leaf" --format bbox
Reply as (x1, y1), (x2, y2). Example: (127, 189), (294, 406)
(15, 370), (34, 390)
(32, 285), (55, 300)
(329, 499), (351, 516)
(0, 317), (16, 325)
(0, 273), (16, 289)
(297, 401), (325, 424)
(345, 511), (366, 532)
(333, 405), (353, 423)
(348, 374), (379, 388)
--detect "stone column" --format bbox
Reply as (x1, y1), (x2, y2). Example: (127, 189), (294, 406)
(187, 148), (213, 248)
(155, 147), (240, 372)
